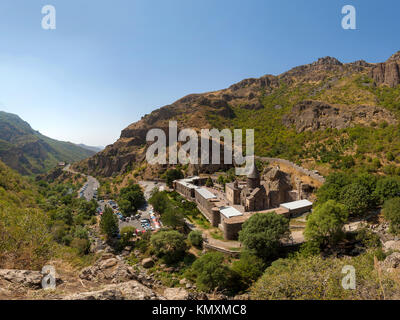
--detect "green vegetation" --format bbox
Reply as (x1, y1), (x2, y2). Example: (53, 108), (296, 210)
(231, 251), (265, 290)
(383, 198), (400, 234)
(188, 230), (203, 248)
(0, 111), (95, 175)
(164, 169), (184, 187)
(188, 252), (232, 293)
(150, 230), (187, 264)
(100, 207), (119, 239)
(117, 182), (145, 217)
(0, 160), (101, 269)
(316, 172), (381, 216)
(304, 200), (348, 246)
(150, 190), (209, 230)
(250, 249), (394, 300)
(239, 212), (290, 260)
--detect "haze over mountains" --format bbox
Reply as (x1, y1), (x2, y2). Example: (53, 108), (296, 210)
(75, 51), (400, 178)
(76, 144), (104, 153)
(0, 111), (96, 175)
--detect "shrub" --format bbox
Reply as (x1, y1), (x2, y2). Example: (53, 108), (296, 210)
(188, 230), (203, 248)
(190, 252), (231, 292)
(250, 250), (397, 300)
(238, 212), (290, 260)
(165, 169), (184, 187)
(70, 238), (90, 256)
(231, 251), (265, 290)
(100, 207), (119, 239)
(304, 200), (348, 246)
(383, 197), (400, 234)
(150, 230), (187, 264)
(339, 183), (370, 216)
(374, 177), (400, 204)
(118, 182), (145, 217)
(161, 206), (185, 230)
(149, 190), (170, 214)
(206, 177), (214, 187)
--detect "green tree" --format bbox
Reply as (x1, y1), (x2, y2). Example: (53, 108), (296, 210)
(118, 183), (145, 217)
(231, 251), (265, 290)
(161, 206), (185, 230)
(339, 183), (370, 216)
(188, 230), (203, 248)
(206, 177), (214, 187)
(238, 212), (290, 260)
(304, 200), (348, 246)
(383, 197), (400, 234)
(374, 177), (400, 204)
(150, 230), (187, 264)
(217, 175), (225, 185)
(165, 169), (184, 187)
(149, 190), (170, 214)
(316, 172), (351, 204)
(190, 252), (231, 292)
(100, 207), (119, 239)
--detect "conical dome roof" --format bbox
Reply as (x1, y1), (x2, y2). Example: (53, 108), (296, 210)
(247, 161), (260, 179)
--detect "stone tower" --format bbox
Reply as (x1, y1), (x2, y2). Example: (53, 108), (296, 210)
(247, 161), (260, 189)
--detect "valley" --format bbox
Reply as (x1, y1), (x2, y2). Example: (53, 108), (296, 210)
(3, 51), (400, 301)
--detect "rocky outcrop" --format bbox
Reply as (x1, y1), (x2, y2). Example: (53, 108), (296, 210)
(380, 252), (400, 273)
(0, 269), (43, 289)
(163, 288), (190, 300)
(79, 255), (136, 284)
(76, 52), (400, 178)
(370, 51), (400, 87)
(283, 100), (397, 132)
(141, 258), (155, 269)
(63, 280), (161, 300)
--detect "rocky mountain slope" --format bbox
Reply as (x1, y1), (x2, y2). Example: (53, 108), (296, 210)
(76, 51), (400, 177)
(0, 111), (96, 175)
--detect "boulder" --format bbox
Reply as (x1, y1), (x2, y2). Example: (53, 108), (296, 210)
(100, 258), (118, 270)
(141, 258), (155, 269)
(163, 288), (189, 300)
(383, 240), (400, 252)
(0, 269), (43, 289)
(381, 252), (400, 272)
(63, 280), (160, 300)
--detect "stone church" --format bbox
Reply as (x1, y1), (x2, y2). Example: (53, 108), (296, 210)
(226, 162), (267, 212)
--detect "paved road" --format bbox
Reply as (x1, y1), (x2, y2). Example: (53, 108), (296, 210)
(63, 164), (99, 201)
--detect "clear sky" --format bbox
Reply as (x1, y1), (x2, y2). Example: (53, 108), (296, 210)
(0, 0), (398, 146)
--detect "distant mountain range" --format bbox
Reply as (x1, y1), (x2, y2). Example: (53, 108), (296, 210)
(0, 111), (96, 175)
(76, 144), (104, 153)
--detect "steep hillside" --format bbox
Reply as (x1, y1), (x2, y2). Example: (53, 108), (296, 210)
(0, 160), (53, 269)
(76, 51), (400, 177)
(0, 111), (96, 175)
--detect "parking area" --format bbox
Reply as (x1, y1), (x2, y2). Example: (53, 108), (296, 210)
(97, 198), (162, 236)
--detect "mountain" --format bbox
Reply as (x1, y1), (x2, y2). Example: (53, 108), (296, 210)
(75, 51), (400, 178)
(76, 144), (104, 153)
(0, 111), (96, 175)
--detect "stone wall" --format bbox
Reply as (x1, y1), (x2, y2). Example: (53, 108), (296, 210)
(221, 216), (245, 241)
(175, 182), (196, 199)
(258, 157), (325, 184)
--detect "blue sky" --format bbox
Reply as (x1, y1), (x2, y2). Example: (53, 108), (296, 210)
(0, 0), (398, 146)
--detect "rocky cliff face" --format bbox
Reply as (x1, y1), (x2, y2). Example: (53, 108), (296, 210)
(282, 100), (397, 133)
(370, 51), (400, 87)
(77, 51), (400, 178)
